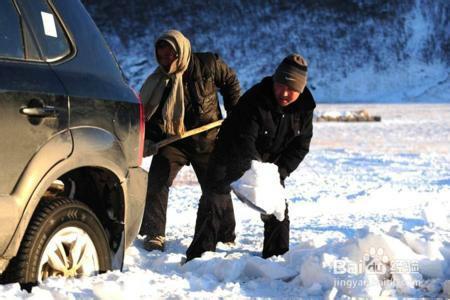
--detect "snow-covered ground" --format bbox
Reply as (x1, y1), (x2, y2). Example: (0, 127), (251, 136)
(1, 104), (449, 299)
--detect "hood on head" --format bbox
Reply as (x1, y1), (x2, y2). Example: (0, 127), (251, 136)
(155, 29), (191, 75)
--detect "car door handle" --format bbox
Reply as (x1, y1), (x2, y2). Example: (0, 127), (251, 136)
(20, 106), (57, 118)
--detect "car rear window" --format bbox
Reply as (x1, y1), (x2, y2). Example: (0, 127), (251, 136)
(0, 0), (25, 60)
(16, 0), (71, 62)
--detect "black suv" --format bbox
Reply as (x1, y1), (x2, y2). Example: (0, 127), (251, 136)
(0, 0), (147, 287)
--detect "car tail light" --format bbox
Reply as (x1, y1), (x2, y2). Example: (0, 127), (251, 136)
(133, 89), (145, 166)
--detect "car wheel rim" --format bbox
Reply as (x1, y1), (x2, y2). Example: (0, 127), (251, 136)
(38, 226), (99, 282)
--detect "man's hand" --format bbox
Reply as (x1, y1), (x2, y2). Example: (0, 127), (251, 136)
(278, 167), (288, 187)
(143, 140), (159, 157)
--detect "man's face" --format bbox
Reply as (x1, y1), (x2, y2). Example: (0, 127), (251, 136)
(156, 43), (177, 71)
(273, 82), (300, 107)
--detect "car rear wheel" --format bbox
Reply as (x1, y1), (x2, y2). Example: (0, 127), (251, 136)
(3, 197), (111, 289)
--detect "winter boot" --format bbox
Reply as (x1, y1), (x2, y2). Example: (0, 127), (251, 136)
(221, 241), (236, 247)
(143, 235), (165, 252)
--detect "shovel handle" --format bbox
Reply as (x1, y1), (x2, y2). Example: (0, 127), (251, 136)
(146, 120), (224, 156)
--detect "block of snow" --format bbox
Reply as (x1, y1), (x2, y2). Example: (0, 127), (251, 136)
(402, 232), (428, 255)
(324, 286), (338, 300)
(212, 256), (247, 282)
(306, 282), (323, 295)
(422, 201), (450, 229)
(231, 160), (286, 221)
(242, 256), (298, 281)
(355, 230), (447, 288)
(356, 231), (423, 269)
(420, 280), (443, 295)
(93, 281), (125, 300)
(418, 258), (445, 278)
(335, 273), (382, 298)
(299, 256), (334, 290)
(443, 280), (450, 297)
(391, 272), (423, 297)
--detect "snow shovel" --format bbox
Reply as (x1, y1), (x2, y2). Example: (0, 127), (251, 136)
(144, 119), (224, 156)
(231, 187), (269, 215)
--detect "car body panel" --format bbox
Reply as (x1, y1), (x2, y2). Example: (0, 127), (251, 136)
(0, 61), (69, 195)
(0, 131), (72, 255)
(123, 167), (147, 249)
(0, 126), (137, 259)
(0, 0), (147, 275)
(49, 0), (141, 168)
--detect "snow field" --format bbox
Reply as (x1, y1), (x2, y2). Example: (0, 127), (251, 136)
(1, 104), (449, 298)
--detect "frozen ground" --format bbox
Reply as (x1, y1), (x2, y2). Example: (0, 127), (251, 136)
(1, 104), (449, 299)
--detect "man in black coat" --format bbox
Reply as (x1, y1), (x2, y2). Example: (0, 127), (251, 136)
(186, 53), (316, 261)
(139, 30), (240, 251)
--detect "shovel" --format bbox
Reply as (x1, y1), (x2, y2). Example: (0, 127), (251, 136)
(144, 119), (224, 156)
(230, 187), (269, 215)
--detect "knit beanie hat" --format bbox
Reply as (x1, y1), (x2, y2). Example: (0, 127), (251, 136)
(273, 54), (308, 93)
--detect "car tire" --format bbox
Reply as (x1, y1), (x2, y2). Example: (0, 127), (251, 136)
(2, 197), (111, 290)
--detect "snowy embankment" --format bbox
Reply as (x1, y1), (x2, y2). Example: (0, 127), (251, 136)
(1, 104), (449, 298)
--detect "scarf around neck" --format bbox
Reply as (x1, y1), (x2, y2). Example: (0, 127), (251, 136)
(140, 30), (191, 136)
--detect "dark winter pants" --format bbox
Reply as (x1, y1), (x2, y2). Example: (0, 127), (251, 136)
(140, 145), (235, 242)
(260, 205), (290, 259)
(186, 158), (290, 261)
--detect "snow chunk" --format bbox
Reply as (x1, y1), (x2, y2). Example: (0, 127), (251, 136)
(93, 281), (125, 300)
(231, 161), (286, 221)
(184, 252), (297, 282)
(211, 255), (247, 282)
(183, 252), (246, 283)
(242, 256), (298, 281)
(285, 227), (449, 297)
(443, 280), (450, 297)
(299, 255), (334, 290)
(422, 201), (450, 229)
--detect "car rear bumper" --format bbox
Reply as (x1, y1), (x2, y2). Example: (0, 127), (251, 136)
(124, 167), (148, 249)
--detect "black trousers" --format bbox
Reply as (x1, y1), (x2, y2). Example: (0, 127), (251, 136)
(260, 206), (289, 259)
(139, 145), (235, 242)
(186, 157), (290, 261)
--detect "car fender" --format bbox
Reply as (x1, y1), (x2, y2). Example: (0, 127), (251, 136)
(1, 127), (128, 262)
(0, 130), (72, 256)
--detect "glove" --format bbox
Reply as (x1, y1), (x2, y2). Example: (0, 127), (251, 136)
(143, 140), (158, 156)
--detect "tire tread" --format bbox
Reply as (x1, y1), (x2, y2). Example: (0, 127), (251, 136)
(1, 197), (108, 288)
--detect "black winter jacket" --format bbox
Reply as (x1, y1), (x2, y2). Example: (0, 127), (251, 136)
(146, 52), (240, 153)
(214, 76), (316, 182)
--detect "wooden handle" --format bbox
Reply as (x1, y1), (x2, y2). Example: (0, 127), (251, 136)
(153, 119), (224, 150)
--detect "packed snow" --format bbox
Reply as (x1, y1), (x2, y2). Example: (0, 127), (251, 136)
(1, 104), (449, 299)
(231, 160), (286, 221)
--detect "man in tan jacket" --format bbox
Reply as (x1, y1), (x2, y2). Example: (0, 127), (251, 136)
(140, 30), (240, 251)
